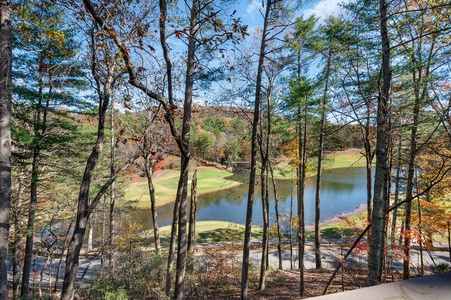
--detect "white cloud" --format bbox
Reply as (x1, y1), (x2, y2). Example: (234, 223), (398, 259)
(303, 0), (348, 21)
(246, 0), (263, 17)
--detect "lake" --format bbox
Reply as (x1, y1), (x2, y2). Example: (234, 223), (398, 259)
(131, 166), (370, 228)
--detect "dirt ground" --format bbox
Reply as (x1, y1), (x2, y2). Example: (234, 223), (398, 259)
(199, 268), (403, 300)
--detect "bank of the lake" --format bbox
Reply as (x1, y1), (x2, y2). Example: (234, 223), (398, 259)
(125, 149), (370, 241)
(142, 220), (264, 247)
(124, 148), (367, 210)
(124, 166), (241, 209)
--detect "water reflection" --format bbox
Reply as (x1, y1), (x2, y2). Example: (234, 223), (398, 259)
(133, 167), (371, 229)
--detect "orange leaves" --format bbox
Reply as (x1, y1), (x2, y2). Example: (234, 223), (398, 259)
(130, 25), (151, 50)
(136, 26), (145, 38)
(174, 30), (183, 39)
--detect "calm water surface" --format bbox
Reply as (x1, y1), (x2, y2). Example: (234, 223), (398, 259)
(132, 167), (370, 228)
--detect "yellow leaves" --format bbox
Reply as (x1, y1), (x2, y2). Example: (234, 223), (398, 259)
(213, 18), (223, 29)
(115, 222), (143, 250)
(46, 29), (66, 46)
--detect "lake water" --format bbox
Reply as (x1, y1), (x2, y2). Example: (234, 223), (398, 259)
(132, 167), (370, 228)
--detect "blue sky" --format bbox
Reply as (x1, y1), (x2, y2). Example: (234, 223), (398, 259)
(237, 0), (348, 28)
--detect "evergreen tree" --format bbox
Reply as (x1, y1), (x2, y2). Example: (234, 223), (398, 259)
(12, 1), (87, 296)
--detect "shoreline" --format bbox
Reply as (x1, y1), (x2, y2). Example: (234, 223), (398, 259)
(305, 203), (367, 233)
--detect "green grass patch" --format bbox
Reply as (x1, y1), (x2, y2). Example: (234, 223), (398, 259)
(323, 151), (367, 169)
(124, 167), (241, 209)
(274, 149), (368, 179)
(142, 221), (263, 247)
(306, 211), (368, 239)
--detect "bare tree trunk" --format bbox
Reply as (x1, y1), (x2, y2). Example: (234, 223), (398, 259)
(38, 250), (51, 299)
(88, 217), (94, 251)
(289, 176), (294, 270)
(258, 164), (269, 291)
(269, 162), (283, 270)
(187, 170), (198, 272)
(54, 221), (72, 293)
(21, 151), (40, 297)
(417, 198), (424, 276)
(187, 170), (198, 256)
(0, 2), (12, 298)
(314, 48), (331, 270)
(447, 221), (451, 263)
(22, 72), (50, 297)
(314, 133), (323, 270)
(174, 156), (190, 300)
(61, 27), (128, 299)
(297, 105), (307, 296)
(147, 166), (160, 253)
(389, 138), (402, 274)
(109, 97), (116, 270)
(241, 2), (271, 298)
(402, 34), (432, 280)
(12, 182), (25, 300)
(365, 151), (373, 225)
(12, 218), (21, 300)
(165, 182), (181, 296)
(324, 224), (371, 294)
(173, 0), (198, 293)
(259, 84), (273, 290)
(100, 195), (106, 275)
(368, 0), (391, 285)
(402, 81), (421, 280)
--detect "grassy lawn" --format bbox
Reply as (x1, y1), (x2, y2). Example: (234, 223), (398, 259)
(273, 149), (368, 179)
(323, 150), (367, 169)
(306, 211), (368, 239)
(141, 221), (263, 247)
(124, 167), (241, 209)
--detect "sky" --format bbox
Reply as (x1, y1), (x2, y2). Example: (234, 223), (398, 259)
(238, 0), (348, 28)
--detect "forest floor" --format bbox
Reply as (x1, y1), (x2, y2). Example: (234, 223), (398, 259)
(7, 268), (402, 299)
(186, 266), (405, 299)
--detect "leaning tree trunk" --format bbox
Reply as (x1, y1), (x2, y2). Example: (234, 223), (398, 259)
(0, 2), (12, 298)
(81, 0), (193, 297)
(172, 0), (197, 295)
(241, 1), (271, 299)
(368, 0), (391, 285)
(61, 27), (121, 299)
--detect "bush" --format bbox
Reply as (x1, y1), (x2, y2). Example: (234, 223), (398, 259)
(435, 262), (451, 273)
(86, 251), (168, 300)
